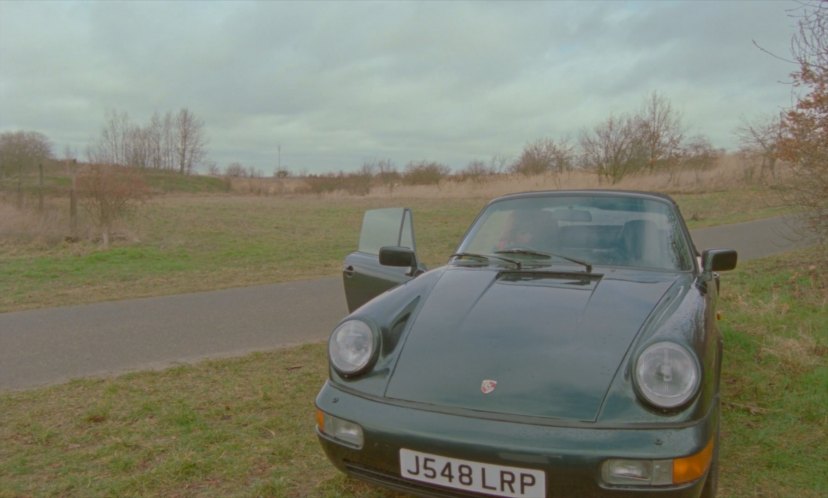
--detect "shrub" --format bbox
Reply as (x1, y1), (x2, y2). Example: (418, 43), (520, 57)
(402, 161), (449, 186)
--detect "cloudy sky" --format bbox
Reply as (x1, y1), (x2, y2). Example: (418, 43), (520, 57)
(0, 1), (801, 175)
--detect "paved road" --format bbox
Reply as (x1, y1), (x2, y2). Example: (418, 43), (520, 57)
(0, 215), (816, 391)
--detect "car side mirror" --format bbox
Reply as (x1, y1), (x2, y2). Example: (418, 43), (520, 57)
(701, 249), (737, 273)
(379, 246), (420, 276)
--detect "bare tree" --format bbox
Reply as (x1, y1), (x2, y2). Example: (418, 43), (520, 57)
(680, 135), (719, 171)
(736, 113), (783, 179)
(510, 138), (574, 176)
(146, 111), (177, 171)
(457, 159), (497, 183)
(637, 91), (683, 171)
(175, 108), (206, 175)
(224, 162), (248, 178)
(371, 159), (400, 192)
(88, 108), (206, 173)
(488, 154), (510, 173)
(579, 114), (645, 184)
(87, 109), (132, 166)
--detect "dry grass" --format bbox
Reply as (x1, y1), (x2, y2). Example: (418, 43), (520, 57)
(0, 201), (71, 248)
(229, 153), (792, 200)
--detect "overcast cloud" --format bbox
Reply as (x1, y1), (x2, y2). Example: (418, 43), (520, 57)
(0, 1), (800, 174)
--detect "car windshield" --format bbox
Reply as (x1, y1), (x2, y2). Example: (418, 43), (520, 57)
(455, 194), (694, 271)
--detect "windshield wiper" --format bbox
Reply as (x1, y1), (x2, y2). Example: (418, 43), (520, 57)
(451, 252), (522, 269)
(495, 248), (593, 273)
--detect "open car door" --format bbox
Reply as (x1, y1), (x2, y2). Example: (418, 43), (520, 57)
(343, 207), (425, 313)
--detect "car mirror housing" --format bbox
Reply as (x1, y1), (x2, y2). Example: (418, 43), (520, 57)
(701, 249), (737, 273)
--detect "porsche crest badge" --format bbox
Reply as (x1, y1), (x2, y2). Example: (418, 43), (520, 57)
(481, 379), (497, 394)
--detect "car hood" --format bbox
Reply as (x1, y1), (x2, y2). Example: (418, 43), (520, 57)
(384, 267), (681, 422)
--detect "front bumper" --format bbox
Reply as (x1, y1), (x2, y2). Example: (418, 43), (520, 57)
(316, 381), (716, 498)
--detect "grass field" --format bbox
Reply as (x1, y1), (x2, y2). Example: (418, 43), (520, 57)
(0, 185), (791, 313)
(0, 163), (818, 496)
(0, 248), (825, 497)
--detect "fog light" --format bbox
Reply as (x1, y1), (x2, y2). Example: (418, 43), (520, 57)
(316, 410), (364, 448)
(602, 459), (672, 486)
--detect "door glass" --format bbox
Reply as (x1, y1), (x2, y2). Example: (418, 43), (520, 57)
(358, 208), (414, 255)
(400, 209), (415, 250)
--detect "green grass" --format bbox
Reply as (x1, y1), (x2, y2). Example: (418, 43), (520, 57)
(0, 249), (824, 497)
(717, 249), (827, 497)
(0, 187), (792, 312)
(0, 195), (486, 312)
(672, 188), (793, 227)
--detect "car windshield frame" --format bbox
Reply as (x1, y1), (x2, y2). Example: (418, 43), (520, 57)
(454, 192), (696, 272)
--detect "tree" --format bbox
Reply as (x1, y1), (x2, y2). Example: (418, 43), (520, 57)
(373, 159), (400, 192)
(75, 165), (150, 247)
(579, 114), (646, 184)
(680, 135), (719, 172)
(402, 161), (450, 185)
(0, 131), (53, 208)
(224, 162), (249, 178)
(146, 111), (177, 171)
(637, 91), (683, 171)
(777, 1), (828, 245)
(510, 138), (574, 176)
(175, 108), (206, 175)
(0, 131), (53, 180)
(87, 108), (207, 173)
(736, 113), (783, 179)
(457, 159), (497, 183)
(87, 109), (132, 166)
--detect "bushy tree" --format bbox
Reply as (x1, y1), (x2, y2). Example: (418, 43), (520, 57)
(777, 1), (828, 245)
(402, 161), (450, 186)
(76, 165), (150, 247)
(0, 131), (53, 180)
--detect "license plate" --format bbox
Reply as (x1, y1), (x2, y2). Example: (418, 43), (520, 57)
(399, 448), (545, 498)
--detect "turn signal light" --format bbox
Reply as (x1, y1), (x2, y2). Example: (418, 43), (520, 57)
(673, 437), (714, 484)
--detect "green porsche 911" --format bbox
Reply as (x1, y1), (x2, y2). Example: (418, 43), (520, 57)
(316, 190), (737, 498)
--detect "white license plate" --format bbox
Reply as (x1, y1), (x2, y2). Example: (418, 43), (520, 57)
(399, 448), (545, 498)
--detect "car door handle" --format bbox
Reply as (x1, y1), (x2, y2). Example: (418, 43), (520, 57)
(343, 265), (355, 278)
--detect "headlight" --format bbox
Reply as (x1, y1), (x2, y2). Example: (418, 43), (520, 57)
(635, 342), (700, 409)
(328, 319), (377, 376)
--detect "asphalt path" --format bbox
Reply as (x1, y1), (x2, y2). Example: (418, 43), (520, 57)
(0, 215), (816, 391)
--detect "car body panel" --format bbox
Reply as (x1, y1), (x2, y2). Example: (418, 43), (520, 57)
(317, 380), (717, 498)
(343, 207), (422, 312)
(385, 267), (682, 422)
